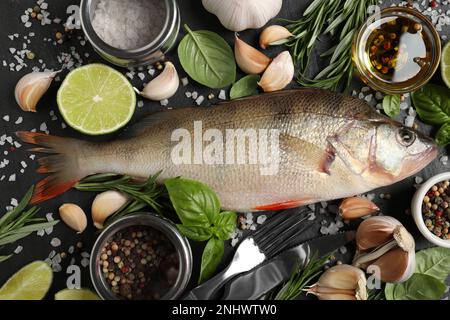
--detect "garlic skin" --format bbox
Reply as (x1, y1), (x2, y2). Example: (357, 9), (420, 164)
(307, 264), (367, 300)
(258, 51), (294, 92)
(59, 203), (87, 233)
(339, 197), (380, 220)
(91, 191), (129, 229)
(15, 70), (59, 112)
(136, 62), (179, 101)
(202, 0), (283, 32)
(353, 216), (416, 283)
(235, 35), (271, 75)
(259, 25), (293, 49)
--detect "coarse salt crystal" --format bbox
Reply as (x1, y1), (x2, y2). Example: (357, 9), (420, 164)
(181, 78), (189, 86)
(14, 245), (23, 254)
(218, 90), (226, 100)
(256, 215), (267, 224)
(81, 258), (89, 268)
(50, 237), (61, 247)
(160, 99), (169, 106)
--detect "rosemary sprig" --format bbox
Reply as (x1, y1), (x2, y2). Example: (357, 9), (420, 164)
(283, 0), (377, 91)
(75, 173), (165, 215)
(273, 252), (332, 300)
(0, 186), (59, 262)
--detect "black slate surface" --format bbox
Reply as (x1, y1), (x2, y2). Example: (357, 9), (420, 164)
(0, 0), (448, 299)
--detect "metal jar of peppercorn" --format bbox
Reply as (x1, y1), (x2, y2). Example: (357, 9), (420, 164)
(90, 213), (192, 300)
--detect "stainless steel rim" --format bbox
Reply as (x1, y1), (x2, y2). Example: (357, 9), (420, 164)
(89, 213), (192, 300)
(80, 0), (178, 60)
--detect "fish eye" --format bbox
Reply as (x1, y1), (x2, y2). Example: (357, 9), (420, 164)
(396, 127), (416, 147)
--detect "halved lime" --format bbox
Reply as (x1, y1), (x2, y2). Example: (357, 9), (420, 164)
(55, 288), (100, 300)
(0, 261), (52, 300)
(441, 41), (450, 89)
(57, 64), (136, 135)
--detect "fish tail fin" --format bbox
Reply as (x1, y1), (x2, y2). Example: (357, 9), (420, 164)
(16, 131), (89, 204)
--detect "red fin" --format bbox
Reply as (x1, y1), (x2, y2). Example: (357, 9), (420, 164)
(254, 200), (311, 211)
(16, 131), (88, 204)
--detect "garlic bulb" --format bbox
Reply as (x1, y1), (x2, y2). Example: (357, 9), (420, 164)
(259, 25), (293, 49)
(339, 197), (380, 220)
(307, 264), (367, 300)
(353, 216), (415, 283)
(15, 70), (59, 112)
(59, 203), (87, 233)
(202, 0), (283, 32)
(92, 191), (129, 229)
(258, 51), (294, 92)
(235, 35), (271, 75)
(135, 62), (179, 101)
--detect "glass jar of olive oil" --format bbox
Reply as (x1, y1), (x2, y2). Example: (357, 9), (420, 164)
(353, 7), (441, 94)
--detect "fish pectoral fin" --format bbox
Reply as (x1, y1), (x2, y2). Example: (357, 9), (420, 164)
(279, 133), (335, 175)
(254, 199), (313, 211)
(326, 134), (368, 176)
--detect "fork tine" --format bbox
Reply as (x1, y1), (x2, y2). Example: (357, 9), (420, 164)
(253, 208), (309, 247)
(260, 212), (310, 255)
(264, 219), (314, 258)
(251, 211), (288, 241)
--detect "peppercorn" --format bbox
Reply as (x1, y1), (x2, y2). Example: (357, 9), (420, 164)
(26, 51), (36, 60)
(55, 32), (63, 40)
(33, 5), (41, 13)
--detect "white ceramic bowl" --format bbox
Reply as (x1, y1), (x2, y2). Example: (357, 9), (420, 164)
(411, 172), (450, 248)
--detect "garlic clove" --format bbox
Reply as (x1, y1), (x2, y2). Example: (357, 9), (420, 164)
(369, 247), (416, 283)
(393, 225), (415, 252)
(202, 0), (283, 32)
(136, 61), (179, 101)
(59, 203), (87, 233)
(258, 51), (294, 92)
(339, 197), (380, 220)
(234, 35), (271, 75)
(307, 264), (367, 300)
(355, 216), (402, 251)
(15, 70), (59, 112)
(91, 191), (129, 229)
(259, 25), (293, 49)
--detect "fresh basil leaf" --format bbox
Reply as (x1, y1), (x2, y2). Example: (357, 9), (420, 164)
(416, 247), (450, 282)
(436, 122), (450, 146)
(213, 211), (237, 241)
(385, 273), (446, 300)
(178, 25), (236, 89)
(230, 75), (260, 100)
(176, 224), (212, 242)
(199, 238), (224, 284)
(382, 95), (400, 118)
(165, 178), (220, 227)
(411, 84), (450, 125)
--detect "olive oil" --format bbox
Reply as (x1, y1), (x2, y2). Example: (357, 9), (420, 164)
(366, 16), (432, 84)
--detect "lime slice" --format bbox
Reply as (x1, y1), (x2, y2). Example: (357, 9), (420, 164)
(441, 41), (450, 89)
(55, 288), (100, 300)
(57, 64), (136, 135)
(0, 261), (52, 300)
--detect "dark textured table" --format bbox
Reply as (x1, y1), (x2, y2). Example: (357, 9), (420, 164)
(0, 0), (448, 299)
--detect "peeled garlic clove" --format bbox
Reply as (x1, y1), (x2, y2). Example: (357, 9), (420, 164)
(259, 25), (293, 49)
(355, 216), (402, 251)
(15, 70), (59, 112)
(339, 197), (380, 220)
(92, 191), (129, 229)
(202, 0), (282, 32)
(369, 247), (416, 283)
(393, 224), (415, 252)
(258, 51), (294, 92)
(136, 62), (179, 101)
(235, 35), (271, 75)
(307, 264), (367, 300)
(59, 203), (87, 233)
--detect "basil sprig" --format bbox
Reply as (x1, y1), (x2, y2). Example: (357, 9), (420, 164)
(230, 75), (260, 100)
(385, 247), (450, 300)
(382, 95), (400, 118)
(412, 84), (450, 146)
(165, 178), (237, 284)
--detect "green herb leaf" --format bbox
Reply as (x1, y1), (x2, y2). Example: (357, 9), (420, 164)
(199, 238), (224, 284)
(382, 95), (401, 118)
(415, 247), (450, 282)
(436, 122), (450, 146)
(165, 178), (220, 227)
(176, 224), (212, 242)
(178, 25), (236, 89)
(411, 84), (450, 125)
(230, 75), (260, 100)
(385, 273), (446, 300)
(213, 211), (237, 241)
